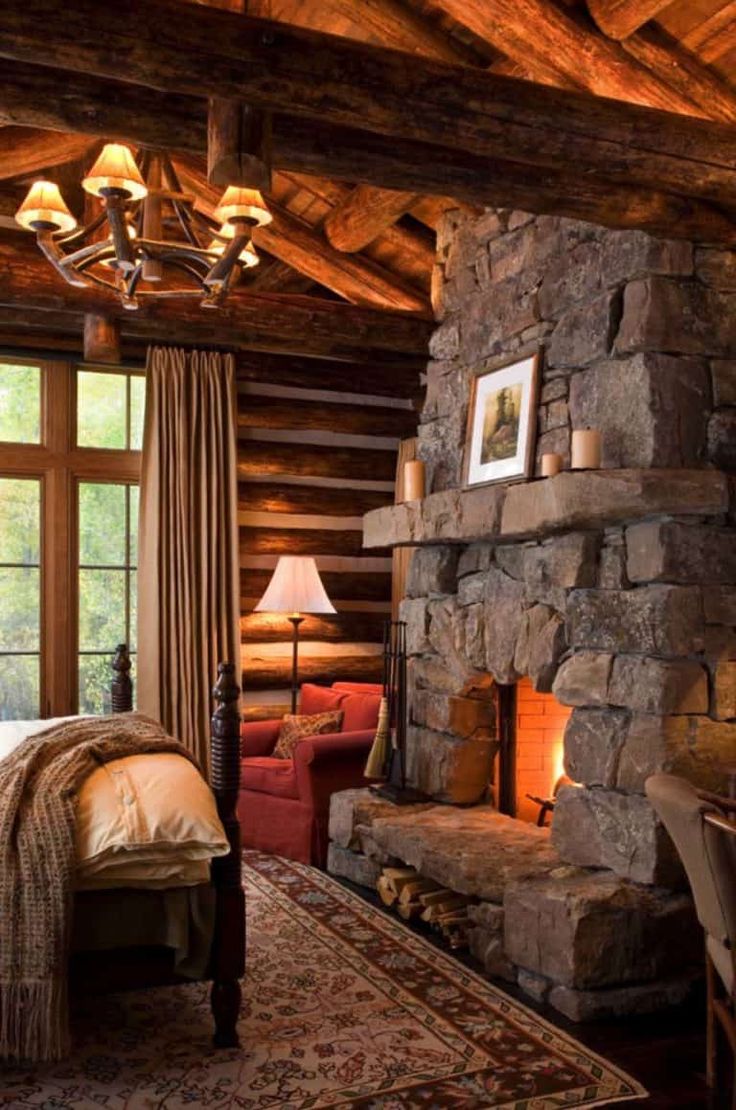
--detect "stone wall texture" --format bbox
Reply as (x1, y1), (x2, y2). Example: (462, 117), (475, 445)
(398, 209), (736, 887)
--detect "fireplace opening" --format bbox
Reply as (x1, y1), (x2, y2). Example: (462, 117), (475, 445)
(494, 678), (573, 825)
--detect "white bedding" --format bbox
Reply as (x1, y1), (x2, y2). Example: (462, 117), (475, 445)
(0, 717), (229, 889)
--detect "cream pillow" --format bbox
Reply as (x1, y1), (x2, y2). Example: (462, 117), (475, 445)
(76, 752), (229, 867)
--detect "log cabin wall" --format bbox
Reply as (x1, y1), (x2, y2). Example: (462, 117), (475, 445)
(236, 353), (418, 719)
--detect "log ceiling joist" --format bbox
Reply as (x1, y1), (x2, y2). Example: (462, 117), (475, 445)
(173, 158), (430, 315)
(0, 126), (95, 178)
(586, 0), (673, 42)
(1, 2), (736, 245)
(0, 235), (431, 359)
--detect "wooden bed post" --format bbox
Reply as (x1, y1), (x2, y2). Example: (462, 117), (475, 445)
(111, 644), (133, 713)
(209, 661), (245, 1048)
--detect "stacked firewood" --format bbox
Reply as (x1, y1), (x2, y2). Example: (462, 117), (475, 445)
(376, 866), (471, 950)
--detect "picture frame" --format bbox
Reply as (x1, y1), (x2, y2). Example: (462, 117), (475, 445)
(463, 347), (542, 488)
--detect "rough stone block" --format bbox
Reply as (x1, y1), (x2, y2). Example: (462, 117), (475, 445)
(467, 902), (505, 932)
(703, 586), (736, 626)
(617, 715), (736, 794)
(369, 805), (560, 902)
(696, 248), (736, 291)
(400, 597), (432, 655)
(513, 604), (566, 692)
(457, 571), (485, 606)
(469, 928), (517, 982)
(616, 277), (724, 356)
(406, 546), (459, 598)
(461, 280), (539, 363)
(551, 785), (683, 886)
(566, 585), (704, 656)
(428, 319), (459, 360)
(548, 973), (699, 1022)
(601, 232), (693, 285)
(328, 788), (412, 850)
(517, 970), (552, 1004)
(708, 410), (736, 471)
(326, 843), (381, 889)
(406, 727), (495, 804)
(712, 360), (736, 406)
(547, 290), (618, 368)
(553, 652), (613, 708)
(499, 469), (728, 542)
(483, 567), (525, 683)
(457, 543), (494, 578)
(504, 869), (697, 989)
(599, 540), (629, 589)
(523, 533), (599, 606)
(608, 657), (709, 714)
(714, 661), (736, 720)
(569, 353), (709, 468)
(563, 707), (628, 787)
(627, 521), (736, 585)
(538, 238), (603, 317)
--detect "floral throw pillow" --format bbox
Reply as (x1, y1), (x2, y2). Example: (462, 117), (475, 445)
(272, 710), (344, 760)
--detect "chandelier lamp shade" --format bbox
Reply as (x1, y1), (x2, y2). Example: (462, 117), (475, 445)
(14, 144), (272, 310)
(254, 556), (337, 714)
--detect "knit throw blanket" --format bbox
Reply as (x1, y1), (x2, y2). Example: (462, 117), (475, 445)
(0, 713), (196, 1062)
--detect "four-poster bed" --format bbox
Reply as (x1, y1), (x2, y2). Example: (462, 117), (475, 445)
(70, 644), (245, 1048)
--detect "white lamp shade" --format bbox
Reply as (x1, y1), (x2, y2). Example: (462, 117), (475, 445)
(254, 556), (336, 615)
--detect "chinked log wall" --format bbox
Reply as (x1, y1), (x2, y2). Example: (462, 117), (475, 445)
(237, 351), (418, 719)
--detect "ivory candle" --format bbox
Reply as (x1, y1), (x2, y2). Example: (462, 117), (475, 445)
(571, 428), (602, 470)
(541, 452), (563, 478)
(404, 459), (426, 501)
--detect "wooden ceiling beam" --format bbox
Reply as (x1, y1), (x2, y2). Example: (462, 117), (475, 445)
(620, 23), (736, 124)
(0, 127), (95, 180)
(174, 158), (430, 315)
(585, 0), (672, 41)
(418, 0), (700, 113)
(682, 3), (736, 64)
(424, 0), (736, 128)
(3, 3), (736, 209)
(246, 257), (315, 294)
(322, 184), (418, 253)
(0, 234), (431, 358)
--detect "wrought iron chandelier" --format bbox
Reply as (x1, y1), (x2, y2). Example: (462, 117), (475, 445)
(14, 143), (272, 310)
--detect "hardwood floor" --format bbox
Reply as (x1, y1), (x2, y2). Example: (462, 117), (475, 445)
(341, 878), (732, 1108)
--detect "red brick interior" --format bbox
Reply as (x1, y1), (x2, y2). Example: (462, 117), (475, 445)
(514, 678), (572, 824)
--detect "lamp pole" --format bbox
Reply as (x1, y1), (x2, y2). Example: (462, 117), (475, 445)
(287, 614), (305, 714)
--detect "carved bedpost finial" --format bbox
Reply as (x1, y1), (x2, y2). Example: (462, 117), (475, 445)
(210, 661), (242, 822)
(111, 643), (133, 714)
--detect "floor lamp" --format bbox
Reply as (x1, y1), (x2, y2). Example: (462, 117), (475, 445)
(254, 555), (336, 714)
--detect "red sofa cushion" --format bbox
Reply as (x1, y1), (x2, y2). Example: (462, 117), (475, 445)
(241, 756), (299, 799)
(300, 682), (381, 732)
(332, 682), (383, 694)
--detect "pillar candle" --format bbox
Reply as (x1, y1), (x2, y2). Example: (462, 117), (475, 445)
(541, 452), (563, 478)
(571, 429), (602, 470)
(404, 459), (426, 501)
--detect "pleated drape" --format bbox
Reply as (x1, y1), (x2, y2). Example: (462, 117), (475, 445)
(137, 347), (241, 770)
(391, 436), (417, 620)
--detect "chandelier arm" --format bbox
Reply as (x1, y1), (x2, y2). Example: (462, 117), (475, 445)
(56, 209), (110, 251)
(36, 231), (93, 289)
(204, 231), (248, 291)
(105, 196), (136, 272)
(125, 262), (145, 299)
(58, 239), (118, 269)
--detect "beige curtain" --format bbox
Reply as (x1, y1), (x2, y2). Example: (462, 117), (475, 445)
(392, 437), (417, 620)
(137, 347), (241, 770)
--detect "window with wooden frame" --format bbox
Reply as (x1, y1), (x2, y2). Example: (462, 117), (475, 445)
(0, 357), (144, 719)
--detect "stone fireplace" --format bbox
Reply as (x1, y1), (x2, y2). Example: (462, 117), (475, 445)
(341, 207), (736, 1018)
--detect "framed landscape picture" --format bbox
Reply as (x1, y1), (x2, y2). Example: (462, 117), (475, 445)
(463, 348), (541, 487)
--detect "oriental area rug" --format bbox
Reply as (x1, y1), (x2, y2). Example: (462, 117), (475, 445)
(1, 851), (646, 1108)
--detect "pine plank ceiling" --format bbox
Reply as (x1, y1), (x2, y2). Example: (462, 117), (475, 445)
(0, 0), (734, 322)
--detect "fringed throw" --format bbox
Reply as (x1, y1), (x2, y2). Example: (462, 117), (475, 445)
(0, 713), (196, 1062)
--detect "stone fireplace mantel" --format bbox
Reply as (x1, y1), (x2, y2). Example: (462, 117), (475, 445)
(363, 467), (729, 550)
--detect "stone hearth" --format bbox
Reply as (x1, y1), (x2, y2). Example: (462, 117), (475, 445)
(339, 207), (736, 1017)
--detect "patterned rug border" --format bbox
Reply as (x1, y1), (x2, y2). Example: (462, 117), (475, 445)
(244, 853), (649, 1109)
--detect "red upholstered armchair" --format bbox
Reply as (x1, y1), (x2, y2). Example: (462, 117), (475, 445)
(238, 682), (382, 867)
